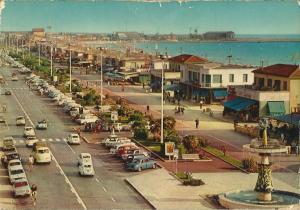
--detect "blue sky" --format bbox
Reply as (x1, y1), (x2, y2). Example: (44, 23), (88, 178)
(1, 0), (300, 34)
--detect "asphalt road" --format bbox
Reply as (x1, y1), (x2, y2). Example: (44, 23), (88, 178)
(0, 66), (152, 209)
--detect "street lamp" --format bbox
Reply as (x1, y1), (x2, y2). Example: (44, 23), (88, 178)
(50, 42), (53, 77)
(298, 120), (300, 153)
(38, 42), (41, 66)
(100, 49), (103, 108)
(69, 43), (72, 93)
(160, 54), (167, 144)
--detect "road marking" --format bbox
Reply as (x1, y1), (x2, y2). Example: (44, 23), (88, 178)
(111, 197), (116, 202)
(10, 88), (87, 210)
(20, 140), (24, 143)
(13, 140), (17, 144)
(95, 178), (100, 183)
(48, 138), (53, 142)
(41, 139), (46, 142)
(55, 138), (61, 142)
(63, 138), (67, 142)
(102, 186), (107, 192)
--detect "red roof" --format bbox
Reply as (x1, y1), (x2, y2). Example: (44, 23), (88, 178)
(253, 64), (299, 77)
(168, 54), (208, 63)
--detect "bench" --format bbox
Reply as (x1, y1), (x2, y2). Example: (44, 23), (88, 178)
(182, 154), (199, 160)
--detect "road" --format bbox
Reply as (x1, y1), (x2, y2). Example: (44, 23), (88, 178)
(0, 66), (152, 209)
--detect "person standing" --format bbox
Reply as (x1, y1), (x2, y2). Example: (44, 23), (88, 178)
(195, 118), (199, 129)
(200, 99), (203, 109)
(31, 184), (37, 206)
(28, 155), (34, 172)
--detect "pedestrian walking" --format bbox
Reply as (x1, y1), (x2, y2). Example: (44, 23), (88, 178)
(146, 105), (150, 112)
(181, 107), (185, 115)
(200, 100), (203, 109)
(195, 118), (199, 129)
(2, 105), (6, 112)
(31, 184), (37, 206)
(28, 155), (34, 172)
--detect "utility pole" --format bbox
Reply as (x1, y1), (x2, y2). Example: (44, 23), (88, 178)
(28, 41), (31, 56)
(16, 37), (18, 54)
(100, 50), (103, 108)
(160, 54), (166, 145)
(50, 42), (53, 77)
(38, 42), (41, 66)
(69, 43), (72, 93)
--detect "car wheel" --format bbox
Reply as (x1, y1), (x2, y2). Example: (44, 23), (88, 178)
(153, 163), (156, 169)
(138, 167), (142, 172)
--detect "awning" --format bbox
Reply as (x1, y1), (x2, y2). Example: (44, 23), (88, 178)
(267, 101), (286, 116)
(164, 84), (180, 91)
(213, 89), (228, 98)
(271, 114), (300, 126)
(224, 97), (257, 111)
(198, 89), (209, 97)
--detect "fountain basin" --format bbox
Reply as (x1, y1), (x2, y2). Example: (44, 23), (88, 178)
(219, 190), (300, 209)
(243, 144), (288, 154)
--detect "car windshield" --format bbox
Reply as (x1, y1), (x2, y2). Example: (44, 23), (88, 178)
(132, 159), (141, 164)
(38, 149), (49, 154)
(25, 128), (32, 131)
(9, 162), (21, 167)
(82, 155), (90, 159)
(8, 154), (19, 159)
(15, 181), (28, 188)
(11, 169), (24, 175)
(17, 117), (24, 120)
(84, 165), (92, 168)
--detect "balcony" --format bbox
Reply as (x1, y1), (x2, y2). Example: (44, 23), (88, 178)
(182, 80), (225, 88)
(235, 86), (290, 102)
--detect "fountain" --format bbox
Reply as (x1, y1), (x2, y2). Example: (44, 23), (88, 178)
(218, 127), (300, 209)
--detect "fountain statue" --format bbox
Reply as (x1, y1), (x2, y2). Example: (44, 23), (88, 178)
(218, 125), (300, 209)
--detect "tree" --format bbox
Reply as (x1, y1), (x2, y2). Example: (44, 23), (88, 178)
(182, 135), (199, 153)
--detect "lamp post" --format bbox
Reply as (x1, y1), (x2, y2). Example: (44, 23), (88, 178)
(100, 50), (103, 108)
(69, 43), (72, 93)
(50, 42), (53, 77)
(160, 55), (166, 145)
(298, 120), (300, 154)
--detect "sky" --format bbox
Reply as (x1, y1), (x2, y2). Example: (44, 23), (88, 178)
(0, 0), (300, 34)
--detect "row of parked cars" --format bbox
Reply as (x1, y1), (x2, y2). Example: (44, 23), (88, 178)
(3, 54), (32, 74)
(102, 131), (157, 172)
(0, 138), (32, 198)
(27, 75), (99, 125)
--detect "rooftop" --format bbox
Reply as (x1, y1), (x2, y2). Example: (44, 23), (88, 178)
(168, 54), (208, 64)
(253, 64), (299, 77)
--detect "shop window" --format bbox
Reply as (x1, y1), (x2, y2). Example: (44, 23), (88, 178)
(267, 79), (272, 88)
(283, 81), (287, 91)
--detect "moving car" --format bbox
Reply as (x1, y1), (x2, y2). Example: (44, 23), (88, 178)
(24, 127), (35, 137)
(11, 74), (18, 81)
(67, 133), (80, 145)
(36, 120), (47, 130)
(8, 165), (26, 184)
(2, 137), (15, 151)
(4, 90), (11, 95)
(79, 163), (95, 176)
(16, 116), (26, 126)
(32, 142), (51, 164)
(126, 157), (157, 172)
(26, 136), (39, 147)
(78, 153), (92, 166)
(12, 178), (31, 197)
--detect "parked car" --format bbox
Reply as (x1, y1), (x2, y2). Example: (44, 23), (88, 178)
(8, 165), (26, 184)
(75, 114), (98, 125)
(106, 137), (131, 148)
(16, 116), (26, 126)
(24, 127), (35, 137)
(11, 74), (18, 81)
(12, 178), (31, 197)
(36, 120), (47, 130)
(67, 133), (81, 145)
(125, 153), (148, 163)
(7, 159), (22, 171)
(1, 151), (20, 167)
(121, 149), (148, 161)
(0, 116), (6, 123)
(126, 157), (157, 172)
(117, 145), (139, 158)
(32, 142), (51, 164)
(109, 142), (137, 154)
(26, 136), (39, 147)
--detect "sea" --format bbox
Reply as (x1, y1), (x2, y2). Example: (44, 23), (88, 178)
(136, 39), (300, 66)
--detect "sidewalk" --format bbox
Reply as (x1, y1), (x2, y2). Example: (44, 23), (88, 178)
(126, 168), (216, 210)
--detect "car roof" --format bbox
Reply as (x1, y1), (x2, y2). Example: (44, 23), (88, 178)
(9, 164), (24, 171)
(8, 159), (21, 164)
(80, 153), (91, 156)
(25, 126), (33, 129)
(16, 116), (25, 118)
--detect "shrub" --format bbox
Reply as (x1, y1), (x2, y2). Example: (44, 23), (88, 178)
(183, 178), (205, 186)
(134, 128), (148, 140)
(198, 137), (209, 147)
(182, 135), (199, 153)
(129, 112), (143, 122)
(177, 144), (187, 159)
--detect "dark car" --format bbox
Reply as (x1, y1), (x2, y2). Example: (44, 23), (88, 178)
(125, 153), (147, 164)
(126, 156), (157, 172)
(4, 90), (12, 95)
(1, 152), (21, 168)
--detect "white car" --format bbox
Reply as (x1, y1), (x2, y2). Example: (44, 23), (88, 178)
(26, 136), (39, 147)
(36, 120), (47, 130)
(7, 159), (22, 171)
(79, 163), (95, 176)
(12, 178), (31, 197)
(75, 114), (98, 125)
(11, 76), (18, 81)
(78, 153), (92, 166)
(16, 116), (26, 126)
(24, 127), (35, 137)
(32, 142), (52, 164)
(8, 165), (27, 184)
(67, 133), (80, 145)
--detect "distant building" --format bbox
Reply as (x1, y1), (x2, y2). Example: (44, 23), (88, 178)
(31, 28), (45, 41)
(203, 31), (235, 40)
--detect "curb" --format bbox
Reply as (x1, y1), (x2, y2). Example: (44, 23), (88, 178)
(124, 178), (157, 210)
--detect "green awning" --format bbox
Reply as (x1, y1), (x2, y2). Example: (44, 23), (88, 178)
(213, 89), (228, 98)
(267, 101), (286, 117)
